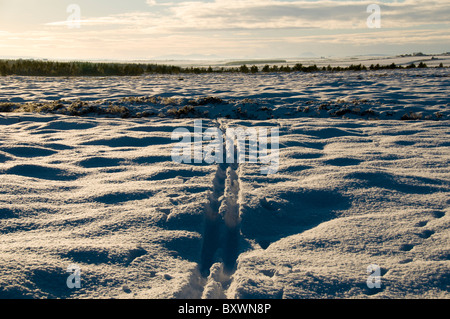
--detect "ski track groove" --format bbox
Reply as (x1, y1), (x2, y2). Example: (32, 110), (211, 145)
(198, 119), (242, 299)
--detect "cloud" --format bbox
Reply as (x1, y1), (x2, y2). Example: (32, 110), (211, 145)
(44, 11), (155, 28)
(42, 0), (449, 31)
(3, 0), (449, 59)
(284, 28), (450, 45)
(157, 0), (450, 31)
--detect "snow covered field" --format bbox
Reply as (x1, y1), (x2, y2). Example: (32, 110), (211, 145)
(0, 66), (449, 299)
(1, 67), (449, 121)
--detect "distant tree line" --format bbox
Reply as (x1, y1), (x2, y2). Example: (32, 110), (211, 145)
(0, 59), (184, 76)
(0, 59), (443, 77)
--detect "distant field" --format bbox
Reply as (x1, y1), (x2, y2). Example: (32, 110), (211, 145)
(224, 60), (287, 66)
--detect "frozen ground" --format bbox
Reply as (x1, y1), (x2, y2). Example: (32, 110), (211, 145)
(0, 67), (449, 299)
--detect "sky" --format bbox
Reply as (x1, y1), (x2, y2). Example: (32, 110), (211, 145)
(0, 0), (449, 60)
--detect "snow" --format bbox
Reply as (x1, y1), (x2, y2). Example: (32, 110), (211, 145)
(0, 64), (449, 299)
(1, 67), (449, 121)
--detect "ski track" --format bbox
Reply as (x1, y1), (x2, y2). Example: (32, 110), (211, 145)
(199, 119), (242, 299)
